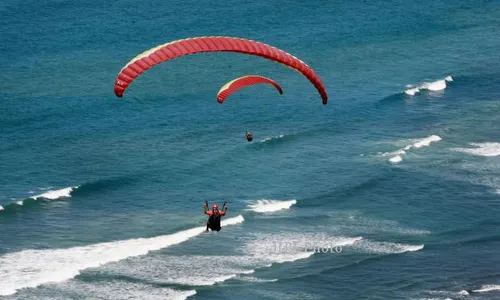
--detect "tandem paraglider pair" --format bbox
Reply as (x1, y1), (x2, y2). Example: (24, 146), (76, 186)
(113, 36), (329, 142)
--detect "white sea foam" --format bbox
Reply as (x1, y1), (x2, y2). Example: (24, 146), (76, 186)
(404, 87), (420, 96)
(414, 298), (453, 300)
(97, 255), (260, 287)
(335, 214), (431, 236)
(15, 201), (23, 206)
(448, 161), (500, 194)
(260, 134), (284, 143)
(472, 284), (500, 293)
(426, 289), (468, 297)
(9, 281), (197, 300)
(404, 76), (453, 96)
(424, 79), (447, 91)
(353, 240), (424, 254)
(246, 199), (297, 213)
(0, 215), (244, 296)
(236, 276), (278, 283)
(0, 206), (4, 211)
(244, 233), (362, 262)
(126, 233), (355, 288)
(429, 285), (500, 297)
(383, 135), (442, 163)
(19, 225), (357, 295)
(389, 155), (403, 164)
(167, 273), (237, 286)
(30, 186), (78, 200)
(452, 142), (500, 157)
(407, 135), (442, 149)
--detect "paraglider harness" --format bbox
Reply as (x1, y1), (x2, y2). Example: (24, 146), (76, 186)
(205, 201), (227, 232)
(246, 131), (253, 142)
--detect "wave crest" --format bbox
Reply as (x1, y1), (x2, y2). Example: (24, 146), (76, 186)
(472, 285), (500, 293)
(31, 186), (78, 200)
(0, 186), (79, 214)
(404, 76), (453, 96)
(246, 199), (297, 213)
(381, 135), (442, 164)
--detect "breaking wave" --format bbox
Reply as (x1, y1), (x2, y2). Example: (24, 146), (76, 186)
(78, 233), (358, 295)
(246, 199), (297, 213)
(404, 76), (453, 96)
(381, 135), (442, 164)
(471, 284), (500, 293)
(0, 215), (244, 296)
(0, 186), (79, 214)
(30, 186), (78, 200)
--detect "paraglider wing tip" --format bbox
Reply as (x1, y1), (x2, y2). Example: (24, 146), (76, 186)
(322, 94), (328, 105)
(114, 85), (125, 98)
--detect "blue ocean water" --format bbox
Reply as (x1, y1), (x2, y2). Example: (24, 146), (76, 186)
(1, 0), (500, 299)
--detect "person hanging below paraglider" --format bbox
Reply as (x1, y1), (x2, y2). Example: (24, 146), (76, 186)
(246, 131), (253, 142)
(204, 201), (228, 232)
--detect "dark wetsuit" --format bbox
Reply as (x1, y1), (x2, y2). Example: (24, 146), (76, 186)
(206, 210), (226, 231)
(246, 133), (253, 142)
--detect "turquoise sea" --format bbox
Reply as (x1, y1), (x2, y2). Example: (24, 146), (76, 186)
(1, 1), (500, 299)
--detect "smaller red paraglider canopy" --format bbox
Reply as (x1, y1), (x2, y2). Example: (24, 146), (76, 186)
(217, 75), (283, 103)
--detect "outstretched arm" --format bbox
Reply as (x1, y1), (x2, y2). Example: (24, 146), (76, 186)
(203, 201), (209, 214)
(221, 201), (228, 215)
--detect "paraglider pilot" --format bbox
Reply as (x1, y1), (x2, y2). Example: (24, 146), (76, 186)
(246, 131), (253, 142)
(204, 201), (228, 232)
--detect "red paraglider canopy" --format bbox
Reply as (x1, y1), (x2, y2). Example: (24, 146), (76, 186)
(217, 75), (283, 104)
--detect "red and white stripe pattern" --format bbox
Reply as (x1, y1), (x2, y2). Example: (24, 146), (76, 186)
(217, 75), (283, 103)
